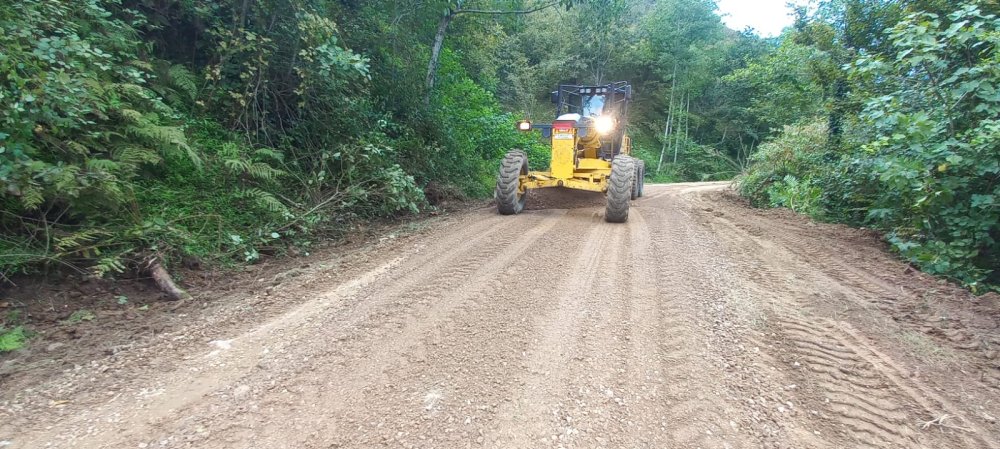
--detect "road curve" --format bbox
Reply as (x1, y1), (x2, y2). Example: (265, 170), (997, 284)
(4, 182), (999, 449)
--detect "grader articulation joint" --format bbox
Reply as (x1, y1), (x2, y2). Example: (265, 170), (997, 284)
(496, 82), (645, 223)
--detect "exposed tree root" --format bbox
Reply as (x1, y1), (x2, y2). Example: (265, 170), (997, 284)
(147, 258), (193, 301)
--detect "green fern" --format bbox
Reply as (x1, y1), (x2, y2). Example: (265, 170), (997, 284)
(221, 143), (283, 180)
(55, 229), (109, 253)
(112, 146), (163, 167)
(92, 255), (127, 277)
(238, 188), (289, 214)
(224, 157), (251, 173)
(20, 186), (44, 210)
(253, 147), (284, 162)
(66, 141), (89, 155)
(168, 64), (199, 101)
(247, 162), (284, 180)
(86, 158), (121, 173)
(118, 109), (144, 124)
(125, 122), (202, 169)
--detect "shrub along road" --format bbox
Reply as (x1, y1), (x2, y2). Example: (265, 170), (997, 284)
(2, 183), (999, 448)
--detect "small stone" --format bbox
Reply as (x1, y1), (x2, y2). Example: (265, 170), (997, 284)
(233, 385), (251, 399)
(46, 342), (66, 352)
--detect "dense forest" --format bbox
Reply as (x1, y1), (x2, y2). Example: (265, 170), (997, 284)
(1, 0), (998, 298)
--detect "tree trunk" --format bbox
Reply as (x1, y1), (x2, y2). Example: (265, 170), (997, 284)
(681, 94), (691, 161)
(657, 63), (678, 173)
(673, 93), (686, 164)
(424, 10), (454, 106)
(422, 2), (562, 106)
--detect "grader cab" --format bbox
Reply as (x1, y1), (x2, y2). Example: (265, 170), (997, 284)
(495, 82), (645, 223)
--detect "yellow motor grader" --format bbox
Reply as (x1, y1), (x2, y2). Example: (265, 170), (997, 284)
(496, 82), (644, 222)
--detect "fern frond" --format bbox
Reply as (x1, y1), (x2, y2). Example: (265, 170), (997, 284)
(113, 146), (162, 166)
(130, 60), (154, 72)
(168, 64), (198, 100)
(238, 188), (288, 214)
(253, 148), (284, 162)
(86, 158), (121, 173)
(218, 142), (240, 159)
(247, 162), (284, 181)
(224, 158), (251, 173)
(52, 165), (82, 194)
(126, 123), (202, 169)
(117, 109), (144, 124)
(55, 229), (108, 252)
(92, 255), (127, 277)
(20, 186), (44, 210)
(66, 140), (90, 155)
(113, 83), (150, 101)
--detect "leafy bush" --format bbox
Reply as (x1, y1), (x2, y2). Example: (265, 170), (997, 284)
(846, 4), (1000, 289)
(0, 0), (426, 280)
(430, 51), (549, 196)
(740, 4), (1000, 291)
(737, 121), (828, 211)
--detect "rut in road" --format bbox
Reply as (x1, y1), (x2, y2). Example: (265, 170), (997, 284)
(3, 183), (999, 449)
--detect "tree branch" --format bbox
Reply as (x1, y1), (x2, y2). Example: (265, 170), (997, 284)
(455, 1), (560, 16)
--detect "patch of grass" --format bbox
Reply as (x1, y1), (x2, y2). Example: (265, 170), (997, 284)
(898, 330), (957, 365)
(62, 309), (96, 325)
(0, 326), (27, 352)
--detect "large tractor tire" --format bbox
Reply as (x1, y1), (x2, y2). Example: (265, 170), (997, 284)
(630, 156), (641, 200)
(606, 156), (635, 223)
(496, 150), (528, 215)
(637, 160), (646, 198)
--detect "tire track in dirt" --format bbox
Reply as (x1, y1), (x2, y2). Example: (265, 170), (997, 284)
(681, 188), (1000, 449)
(167, 210), (572, 449)
(8, 183), (1000, 449)
(486, 217), (616, 447)
(774, 312), (922, 447)
(618, 208), (724, 448)
(693, 191), (1000, 388)
(635, 206), (735, 447)
(12, 212), (558, 449)
(632, 198), (787, 449)
(2, 213), (513, 440)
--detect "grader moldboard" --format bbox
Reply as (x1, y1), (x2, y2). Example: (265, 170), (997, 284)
(495, 82), (645, 223)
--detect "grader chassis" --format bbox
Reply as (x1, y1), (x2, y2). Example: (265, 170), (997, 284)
(496, 82), (645, 222)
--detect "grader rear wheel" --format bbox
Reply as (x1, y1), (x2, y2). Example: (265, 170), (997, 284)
(496, 150), (528, 215)
(606, 156), (635, 223)
(630, 156), (641, 200)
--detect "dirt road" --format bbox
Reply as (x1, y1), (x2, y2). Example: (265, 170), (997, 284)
(3, 182), (999, 448)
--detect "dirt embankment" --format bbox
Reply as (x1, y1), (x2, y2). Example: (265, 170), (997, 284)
(2, 183), (998, 449)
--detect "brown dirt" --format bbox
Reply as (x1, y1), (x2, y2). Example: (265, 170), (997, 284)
(2, 182), (998, 449)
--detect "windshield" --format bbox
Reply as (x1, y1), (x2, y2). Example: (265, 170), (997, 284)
(582, 95), (606, 117)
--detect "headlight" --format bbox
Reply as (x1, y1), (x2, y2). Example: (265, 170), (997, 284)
(594, 116), (614, 134)
(517, 120), (532, 131)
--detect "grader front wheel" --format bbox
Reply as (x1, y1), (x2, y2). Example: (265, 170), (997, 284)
(496, 150), (528, 215)
(606, 157), (635, 223)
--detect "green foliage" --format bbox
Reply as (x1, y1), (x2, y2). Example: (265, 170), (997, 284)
(846, 4), (1000, 289)
(723, 40), (829, 132)
(739, 3), (1000, 291)
(738, 121), (829, 209)
(0, 0), (431, 279)
(63, 309), (96, 325)
(0, 326), (26, 352)
(429, 52), (548, 196)
(4, 0), (989, 297)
